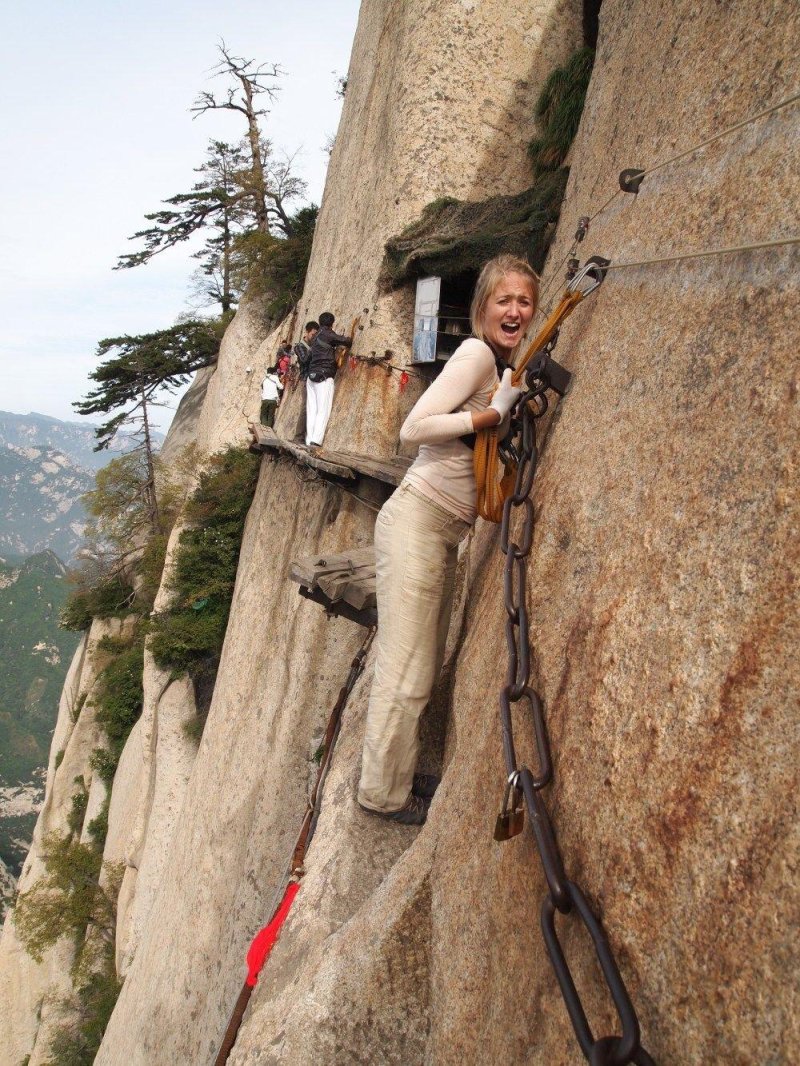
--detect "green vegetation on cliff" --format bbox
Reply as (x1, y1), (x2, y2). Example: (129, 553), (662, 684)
(149, 448), (260, 694)
(382, 46), (595, 286)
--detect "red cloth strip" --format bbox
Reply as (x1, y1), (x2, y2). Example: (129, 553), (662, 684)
(245, 881), (300, 987)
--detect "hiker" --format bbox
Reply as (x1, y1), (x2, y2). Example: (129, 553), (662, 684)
(358, 254), (538, 824)
(260, 366), (283, 427)
(275, 342), (293, 386)
(305, 312), (352, 447)
(294, 320), (320, 381)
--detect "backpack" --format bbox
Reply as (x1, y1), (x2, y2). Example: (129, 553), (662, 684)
(294, 341), (312, 378)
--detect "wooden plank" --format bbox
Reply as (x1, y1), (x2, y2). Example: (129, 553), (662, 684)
(250, 422), (410, 487)
(321, 447), (411, 487)
(289, 548), (375, 592)
(290, 547), (377, 611)
(318, 568), (375, 604)
(250, 424), (356, 480)
(341, 576), (376, 610)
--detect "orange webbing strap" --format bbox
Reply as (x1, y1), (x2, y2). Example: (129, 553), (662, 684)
(336, 315), (361, 369)
(474, 289), (586, 522)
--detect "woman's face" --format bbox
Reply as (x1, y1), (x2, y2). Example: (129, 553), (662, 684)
(481, 272), (536, 356)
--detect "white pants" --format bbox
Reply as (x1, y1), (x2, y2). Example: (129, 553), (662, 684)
(358, 483), (469, 811)
(306, 377), (335, 446)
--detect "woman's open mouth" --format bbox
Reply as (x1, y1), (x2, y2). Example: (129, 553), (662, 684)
(500, 322), (520, 337)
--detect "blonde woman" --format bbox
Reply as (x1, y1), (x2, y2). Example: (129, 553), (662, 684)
(358, 254), (539, 824)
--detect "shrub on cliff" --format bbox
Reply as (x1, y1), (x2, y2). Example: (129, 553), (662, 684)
(45, 968), (123, 1066)
(13, 833), (118, 964)
(148, 447), (260, 685)
(60, 576), (135, 632)
(93, 642), (145, 760)
(15, 831), (124, 1065)
(528, 46), (595, 171)
(236, 204), (318, 319)
(381, 46), (595, 288)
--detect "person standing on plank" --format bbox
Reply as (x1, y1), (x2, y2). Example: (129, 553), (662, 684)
(358, 254), (538, 824)
(260, 365), (283, 427)
(305, 312), (352, 447)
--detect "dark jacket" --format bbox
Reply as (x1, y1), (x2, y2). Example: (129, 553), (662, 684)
(294, 339), (312, 379)
(308, 326), (352, 381)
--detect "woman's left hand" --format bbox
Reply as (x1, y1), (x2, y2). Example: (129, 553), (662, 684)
(489, 368), (523, 420)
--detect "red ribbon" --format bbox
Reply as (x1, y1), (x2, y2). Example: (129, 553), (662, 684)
(245, 881), (300, 986)
(399, 371), (409, 391)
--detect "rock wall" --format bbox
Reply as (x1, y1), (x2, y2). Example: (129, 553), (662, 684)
(273, 0), (583, 455)
(223, 3), (799, 1062)
(96, 1), (585, 1061)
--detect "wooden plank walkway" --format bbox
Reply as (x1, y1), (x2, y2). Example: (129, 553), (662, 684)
(250, 423), (410, 487)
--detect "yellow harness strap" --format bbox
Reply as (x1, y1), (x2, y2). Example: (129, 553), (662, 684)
(474, 289), (586, 522)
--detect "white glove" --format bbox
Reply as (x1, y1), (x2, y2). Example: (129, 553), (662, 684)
(489, 368), (522, 421)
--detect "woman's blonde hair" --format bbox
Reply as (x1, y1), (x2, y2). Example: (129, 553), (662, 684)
(469, 254), (539, 346)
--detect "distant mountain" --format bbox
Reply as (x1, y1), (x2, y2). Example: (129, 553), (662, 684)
(0, 410), (164, 472)
(0, 550), (80, 877)
(0, 443), (93, 562)
(0, 853), (15, 921)
(0, 410), (165, 562)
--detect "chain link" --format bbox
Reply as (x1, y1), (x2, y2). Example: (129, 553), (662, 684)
(496, 352), (656, 1065)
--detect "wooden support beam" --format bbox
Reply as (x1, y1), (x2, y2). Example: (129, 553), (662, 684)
(298, 585), (377, 629)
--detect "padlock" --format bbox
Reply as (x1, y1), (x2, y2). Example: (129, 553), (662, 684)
(494, 806), (524, 841)
(494, 780), (524, 841)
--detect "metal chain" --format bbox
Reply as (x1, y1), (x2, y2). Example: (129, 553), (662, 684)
(495, 344), (656, 1066)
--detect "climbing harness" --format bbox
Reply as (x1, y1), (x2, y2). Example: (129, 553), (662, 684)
(214, 627), (376, 1065)
(491, 314), (656, 1065)
(473, 258), (606, 522)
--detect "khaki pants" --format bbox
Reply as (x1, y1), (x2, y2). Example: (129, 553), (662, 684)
(358, 483), (469, 812)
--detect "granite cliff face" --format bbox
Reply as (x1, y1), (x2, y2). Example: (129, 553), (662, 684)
(2, 0), (798, 1063)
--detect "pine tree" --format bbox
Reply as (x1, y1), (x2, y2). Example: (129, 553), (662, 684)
(119, 140), (249, 314)
(116, 44), (310, 314)
(74, 321), (220, 534)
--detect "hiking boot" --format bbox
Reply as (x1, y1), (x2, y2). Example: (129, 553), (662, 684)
(412, 773), (441, 801)
(358, 793), (429, 826)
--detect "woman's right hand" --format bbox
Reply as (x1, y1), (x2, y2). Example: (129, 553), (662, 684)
(489, 368), (522, 420)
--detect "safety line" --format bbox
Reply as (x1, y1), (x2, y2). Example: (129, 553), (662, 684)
(603, 234), (800, 271)
(534, 88), (799, 321)
(637, 89), (800, 183)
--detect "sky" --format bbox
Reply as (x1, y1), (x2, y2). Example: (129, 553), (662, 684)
(0, 0), (361, 432)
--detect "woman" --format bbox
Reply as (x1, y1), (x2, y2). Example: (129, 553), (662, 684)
(358, 254), (538, 824)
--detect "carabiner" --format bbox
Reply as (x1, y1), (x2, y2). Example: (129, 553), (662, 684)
(566, 256), (611, 298)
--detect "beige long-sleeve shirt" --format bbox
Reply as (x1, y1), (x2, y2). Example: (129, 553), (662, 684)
(399, 337), (499, 523)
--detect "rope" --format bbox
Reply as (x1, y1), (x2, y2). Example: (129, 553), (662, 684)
(636, 89), (800, 184)
(603, 234), (800, 271)
(533, 88), (799, 322)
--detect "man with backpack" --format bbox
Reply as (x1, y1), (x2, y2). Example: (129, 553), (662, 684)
(293, 320), (319, 382)
(305, 312), (352, 447)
